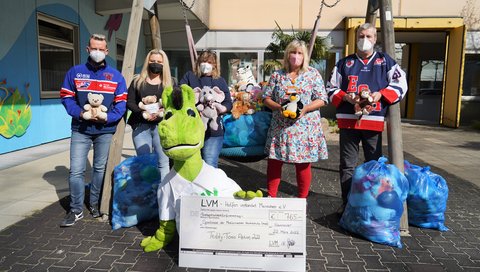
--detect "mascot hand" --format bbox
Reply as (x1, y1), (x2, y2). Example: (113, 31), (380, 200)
(140, 220), (176, 252)
(234, 190), (263, 199)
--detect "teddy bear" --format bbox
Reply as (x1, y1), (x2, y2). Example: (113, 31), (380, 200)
(138, 95), (164, 120)
(282, 94), (303, 119)
(83, 92), (108, 121)
(231, 91), (255, 119)
(354, 89), (374, 116)
(194, 86), (227, 131)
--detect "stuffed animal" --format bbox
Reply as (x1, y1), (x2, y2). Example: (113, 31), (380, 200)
(282, 94), (303, 119)
(83, 92), (107, 121)
(231, 91), (255, 119)
(354, 89), (374, 116)
(194, 86), (227, 131)
(139, 84), (262, 252)
(138, 95), (164, 120)
(235, 65), (257, 93)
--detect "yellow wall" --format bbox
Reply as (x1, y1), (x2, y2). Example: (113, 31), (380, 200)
(209, 0), (479, 31)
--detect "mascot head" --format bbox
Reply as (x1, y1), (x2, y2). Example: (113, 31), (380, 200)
(158, 84), (205, 161)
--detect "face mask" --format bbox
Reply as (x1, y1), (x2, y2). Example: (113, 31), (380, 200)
(89, 49), (106, 63)
(357, 38), (374, 52)
(289, 54), (303, 67)
(200, 62), (213, 74)
(148, 63), (163, 74)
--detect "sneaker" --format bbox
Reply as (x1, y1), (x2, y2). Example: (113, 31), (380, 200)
(89, 206), (101, 218)
(60, 210), (83, 227)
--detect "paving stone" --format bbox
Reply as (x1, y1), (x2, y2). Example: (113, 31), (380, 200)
(20, 249), (52, 265)
(89, 254), (120, 270)
(79, 247), (109, 262)
(69, 260), (96, 271)
(343, 260), (366, 272)
(322, 253), (347, 269)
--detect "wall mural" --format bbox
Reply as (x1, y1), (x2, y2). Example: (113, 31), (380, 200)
(105, 14), (123, 42)
(0, 79), (32, 139)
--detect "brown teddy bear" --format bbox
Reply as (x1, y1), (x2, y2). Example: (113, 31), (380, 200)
(354, 89), (374, 116)
(231, 91), (255, 119)
(138, 95), (164, 120)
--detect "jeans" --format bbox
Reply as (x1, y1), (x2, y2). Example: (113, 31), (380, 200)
(132, 123), (170, 181)
(201, 136), (224, 168)
(69, 131), (113, 213)
(339, 128), (382, 204)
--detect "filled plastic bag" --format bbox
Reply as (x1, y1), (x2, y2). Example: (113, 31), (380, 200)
(340, 157), (409, 248)
(222, 111), (271, 148)
(111, 153), (161, 230)
(404, 160), (449, 231)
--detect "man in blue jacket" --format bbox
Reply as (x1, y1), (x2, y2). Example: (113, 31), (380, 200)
(60, 34), (127, 227)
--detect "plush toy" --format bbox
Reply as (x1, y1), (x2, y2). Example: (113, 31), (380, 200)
(138, 95), (164, 120)
(235, 65), (257, 93)
(354, 89), (374, 116)
(231, 91), (255, 119)
(282, 94), (303, 119)
(83, 92), (107, 121)
(194, 86), (227, 131)
(139, 84), (262, 252)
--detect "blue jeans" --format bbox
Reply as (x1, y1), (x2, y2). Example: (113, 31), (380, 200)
(132, 123), (170, 181)
(69, 131), (113, 213)
(201, 136), (224, 168)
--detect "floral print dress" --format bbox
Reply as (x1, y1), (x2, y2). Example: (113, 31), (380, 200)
(263, 66), (328, 163)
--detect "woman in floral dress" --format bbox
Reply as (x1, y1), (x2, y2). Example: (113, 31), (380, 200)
(263, 40), (328, 198)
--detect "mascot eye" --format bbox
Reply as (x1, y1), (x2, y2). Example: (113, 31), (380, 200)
(187, 108), (196, 117)
(164, 111), (173, 120)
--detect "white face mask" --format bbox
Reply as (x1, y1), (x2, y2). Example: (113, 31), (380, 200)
(200, 62), (213, 74)
(357, 38), (374, 52)
(89, 50), (106, 63)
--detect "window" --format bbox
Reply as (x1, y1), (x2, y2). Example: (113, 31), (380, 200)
(37, 14), (78, 99)
(463, 54), (480, 96)
(116, 39), (125, 72)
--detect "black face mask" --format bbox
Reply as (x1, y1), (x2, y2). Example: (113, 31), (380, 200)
(148, 63), (163, 74)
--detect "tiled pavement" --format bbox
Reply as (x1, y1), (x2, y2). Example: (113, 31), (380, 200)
(1, 122), (480, 272)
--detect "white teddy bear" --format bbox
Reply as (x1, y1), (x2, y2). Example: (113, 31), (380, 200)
(83, 92), (108, 121)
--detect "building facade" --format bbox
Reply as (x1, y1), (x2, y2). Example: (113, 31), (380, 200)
(0, 0), (479, 154)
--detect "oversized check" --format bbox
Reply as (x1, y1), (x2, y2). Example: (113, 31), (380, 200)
(179, 195), (306, 272)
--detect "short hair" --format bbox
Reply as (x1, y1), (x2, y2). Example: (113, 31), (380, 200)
(89, 33), (108, 48)
(283, 40), (310, 73)
(357, 23), (377, 37)
(194, 50), (220, 79)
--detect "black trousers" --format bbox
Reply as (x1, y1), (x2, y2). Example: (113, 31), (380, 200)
(339, 128), (382, 204)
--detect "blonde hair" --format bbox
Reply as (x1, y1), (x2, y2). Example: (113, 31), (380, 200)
(283, 40), (310, 73)
(194, 50), (221, 79)
(134, 49), (172, 89)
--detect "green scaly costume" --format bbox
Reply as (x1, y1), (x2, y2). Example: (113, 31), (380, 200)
(140, 84), (262, 252)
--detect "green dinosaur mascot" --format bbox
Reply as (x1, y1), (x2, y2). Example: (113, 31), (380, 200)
(140, 84), (262, 252)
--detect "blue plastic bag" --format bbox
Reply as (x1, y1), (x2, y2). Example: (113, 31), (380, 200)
(340, 157), (409, 248)
(222, 111), (271, 148)
(404, 160), (449, 231)
(111, 153), (161, 230)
